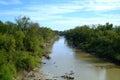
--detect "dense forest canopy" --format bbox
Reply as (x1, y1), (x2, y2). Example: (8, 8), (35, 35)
(0, 16), (56, 80)
(64, 23), (120, 64)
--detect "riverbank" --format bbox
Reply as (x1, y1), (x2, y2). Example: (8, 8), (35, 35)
(68, 40), (120, 67)
(89, 51), (120, 66)
(39, 37), (120, 80)
(67, 40), (120, 66)
(20, 36), (59, 80)
(22, 67), (46, 80)
(64, 24), (120, 66)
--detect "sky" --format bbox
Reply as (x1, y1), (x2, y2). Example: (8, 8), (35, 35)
(0, 0), (120, 31)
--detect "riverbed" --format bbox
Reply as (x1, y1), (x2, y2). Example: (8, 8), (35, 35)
(40, 37), (120, 80)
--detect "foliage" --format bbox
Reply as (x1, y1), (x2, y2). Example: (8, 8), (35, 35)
(0, 16), (56, 79)
(64, 23), (120, 63)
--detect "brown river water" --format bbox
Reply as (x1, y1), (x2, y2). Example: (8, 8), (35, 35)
(40, 37), (120, 80)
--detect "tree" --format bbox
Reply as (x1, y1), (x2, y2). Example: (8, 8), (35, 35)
(14, 30), (25, 50)
(15, 16), (30, 30)
(64, 23), (120, 62)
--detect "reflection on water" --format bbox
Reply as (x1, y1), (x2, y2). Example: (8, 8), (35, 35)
(40, 37), (120, 80)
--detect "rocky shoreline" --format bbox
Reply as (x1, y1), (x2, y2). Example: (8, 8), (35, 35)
(23, 68), (46, 80)
(23, 69), (75, 80)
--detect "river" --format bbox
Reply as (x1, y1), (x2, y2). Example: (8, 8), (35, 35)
(40, 37), (120, 80)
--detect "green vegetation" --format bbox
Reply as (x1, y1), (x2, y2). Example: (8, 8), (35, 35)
(64, 23), (120, 64)
(0, 16), (57, 79)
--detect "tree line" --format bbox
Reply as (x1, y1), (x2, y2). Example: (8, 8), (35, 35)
(64, 23), (120, 64)
(0, 16), (56, 80)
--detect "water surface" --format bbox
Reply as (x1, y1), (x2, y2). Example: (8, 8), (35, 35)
(40, 37), (120, 80)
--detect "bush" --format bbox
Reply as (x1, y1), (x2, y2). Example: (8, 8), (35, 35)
(0, 63), (16, 80)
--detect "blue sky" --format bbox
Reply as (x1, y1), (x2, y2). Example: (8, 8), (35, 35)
(0, 0), (120, 31)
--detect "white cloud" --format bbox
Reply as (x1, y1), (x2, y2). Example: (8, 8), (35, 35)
(39, 16), (120, 31)
(4, 2), (83, 21)
(1, 0), (120, 18)
(0, 0), (120, 30)
(87, 5), (117, 11)
(86, 0), (120, 11)
(52, 17), (120, 26)
(23, 0), (120, 19)
(26, 3), (83, 15)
